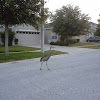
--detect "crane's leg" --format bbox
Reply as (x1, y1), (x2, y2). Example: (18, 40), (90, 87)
(46, 61), (50, 70)
(40, 62), (43, 70)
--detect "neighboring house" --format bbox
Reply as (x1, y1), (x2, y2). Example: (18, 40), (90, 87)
(88, 22), (97, 38)
(72, 35), (87, 42)
(44, 24), (59, 44)
(72, 22), (97, 42)
(44, 22), (97, 43)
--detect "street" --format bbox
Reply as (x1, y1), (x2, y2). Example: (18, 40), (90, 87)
(0, 49), (100, 100)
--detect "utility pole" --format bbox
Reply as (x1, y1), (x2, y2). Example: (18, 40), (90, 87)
(41, 0), (44, 53)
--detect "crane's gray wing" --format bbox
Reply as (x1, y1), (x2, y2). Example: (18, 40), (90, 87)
(40, 54), (50, 62)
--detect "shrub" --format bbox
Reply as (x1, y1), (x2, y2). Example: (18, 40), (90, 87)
(56, 41), (65, 46)
(66, 38), (77, 44)
(50, 38), (77, 46)
(0, 28), (15, 46)
(76, 39), (80, 43)
(64, 41), (70, 46)
(50, 41), (70, 46)
(50, 42), (55, 45)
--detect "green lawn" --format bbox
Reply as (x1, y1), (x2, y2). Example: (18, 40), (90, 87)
(81, 45), (100, 49)
(68, 42), (95, 47)
(0, 50), (67, 63)
(0, 46), (40, 53)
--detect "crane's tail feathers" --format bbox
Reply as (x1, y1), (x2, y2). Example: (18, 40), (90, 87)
(40, 58), (42, 62)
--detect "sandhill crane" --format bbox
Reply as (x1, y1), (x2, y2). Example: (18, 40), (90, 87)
(40, 46), (54, 70)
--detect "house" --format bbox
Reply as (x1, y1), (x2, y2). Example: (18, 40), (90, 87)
(0, 24), (41, 46)
(88, 22), (97, 38)
(44, 22), (97, 43)
(0, 21), (97, 46)
(72, 22), (97, 42)
(44, 24), (59, 44)
(11, 24), (41, 46)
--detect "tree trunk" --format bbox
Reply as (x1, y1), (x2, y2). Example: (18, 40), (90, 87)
(5, 23), (9, 56)
(60, 36), (66, 41)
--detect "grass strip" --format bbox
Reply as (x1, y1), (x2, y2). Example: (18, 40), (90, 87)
(0, 46), (40, 53)
(0, 50), (67, 63)
(81, 45), (100, 49)
(68, 43), (95, 47)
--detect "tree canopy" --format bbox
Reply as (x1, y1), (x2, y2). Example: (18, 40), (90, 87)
(0, 0), (48, 29)
(50, 4), (90, 41)
(0, 0), (48, 56)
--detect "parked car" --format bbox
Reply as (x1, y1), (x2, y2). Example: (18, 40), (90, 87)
(87, 37), (100, 42)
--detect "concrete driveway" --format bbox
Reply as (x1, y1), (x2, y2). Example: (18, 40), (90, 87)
(0, 49), (100, 100)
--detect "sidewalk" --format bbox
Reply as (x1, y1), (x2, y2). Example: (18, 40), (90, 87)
(29, 44), (95, 54)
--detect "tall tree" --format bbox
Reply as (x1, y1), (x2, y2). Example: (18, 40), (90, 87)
(95, 16), (100, 36)
(51, 4), (90, 41)
(0, 0), (48, 56)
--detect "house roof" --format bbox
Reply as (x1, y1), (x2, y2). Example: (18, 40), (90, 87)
(44, 23), (52, 28)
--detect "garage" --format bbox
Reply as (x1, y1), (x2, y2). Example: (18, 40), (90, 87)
(15, 29), (41, 46)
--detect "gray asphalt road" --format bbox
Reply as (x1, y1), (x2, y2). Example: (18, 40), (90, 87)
(0, 50), (100, 100)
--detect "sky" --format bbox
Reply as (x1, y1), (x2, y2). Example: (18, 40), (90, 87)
(45, 0), (100, 24)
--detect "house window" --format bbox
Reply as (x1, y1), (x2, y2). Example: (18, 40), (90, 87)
(37, 32), (40, 34)
(52, 36), (55, 39)
(52, 36), (57, 39)
(16, 31), (40, 34)
(55, 36), (57, 39)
